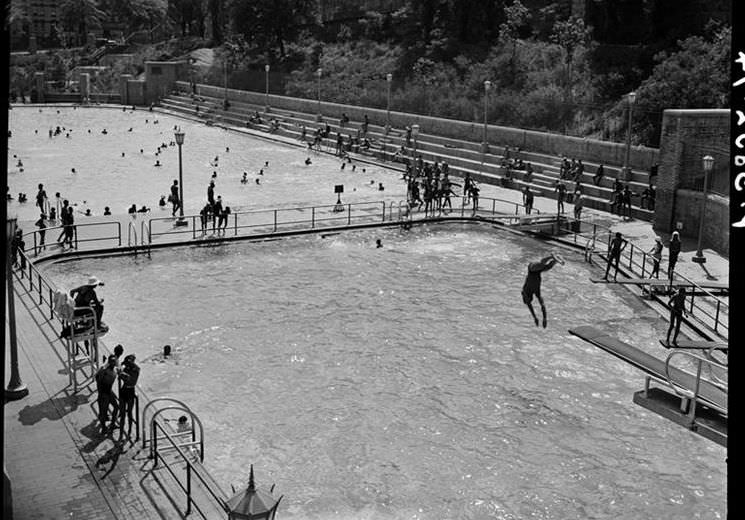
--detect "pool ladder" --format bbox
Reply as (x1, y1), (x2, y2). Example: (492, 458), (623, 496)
(127, 219), (151, 257)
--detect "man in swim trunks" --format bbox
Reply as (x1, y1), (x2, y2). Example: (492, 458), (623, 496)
(665, 287), (687, 346)
(522, 253), (562, 328)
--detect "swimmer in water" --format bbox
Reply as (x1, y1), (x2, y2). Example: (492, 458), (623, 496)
(305, 157), (312, 165)
(521, 253), (563, 328)
(376, 239), (382, 248)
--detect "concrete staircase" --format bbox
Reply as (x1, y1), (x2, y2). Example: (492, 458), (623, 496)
(160, 90), (654, 220)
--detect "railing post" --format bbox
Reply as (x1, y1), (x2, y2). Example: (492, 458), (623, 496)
(687, 358), (704, 424)
(38, 273), (43, 304)
(348, 204), (352, 225)
(74, 226), (78, 249)
(492, 199), (495, 215)
(234, 213), (238, 235)
(628, 244), (634, 269)
(312, 207), (315, 228)
(274, 210), (277, 232)
(49, 288), (54, 319)
(689, 291), (695, 314)
(117, 222), (122, 246)
(641, 253), (647, 278)
(186, 464), (192, 515)
(28, 263), (33, 290)
(382, 202), (386, 222)
(192, 216), (197, 239)
(714, 301), (720, 332)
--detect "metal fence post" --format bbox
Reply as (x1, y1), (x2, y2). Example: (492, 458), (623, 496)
(49, 288), (54, 319)
(714, 301), (720, 332)
(348, 204), (352, 225)
(186, 464), (192, 515)
(312, 207), (315, 228)
(274, 210), (277, 232)
(38, 273), (43, 303)
(234, 213), (238, 235)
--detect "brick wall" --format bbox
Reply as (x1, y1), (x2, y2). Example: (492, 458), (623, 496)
(672, 190), (729, 255)
(654, 109), (730, 256)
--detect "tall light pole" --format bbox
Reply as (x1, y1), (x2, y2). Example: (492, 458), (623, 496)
(316, 67), (323, 122)
(6, 217), (29, 401)
(692, 155), (714, 264)
(174, 129), (187, 227)
(482, 80), (491, 154)
(623, 91), (637, 180)
(265, 64), (270, 112)
(385, 73), (393, 134)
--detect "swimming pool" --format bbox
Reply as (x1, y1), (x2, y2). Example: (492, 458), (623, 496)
(7, 105), (408, 224)
(42, 223), (725, 520)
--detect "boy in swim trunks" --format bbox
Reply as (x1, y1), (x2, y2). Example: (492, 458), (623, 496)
(522, 253), (563, 328)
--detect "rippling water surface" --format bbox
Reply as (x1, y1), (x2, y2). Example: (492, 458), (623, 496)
(43, 224), (726, 520)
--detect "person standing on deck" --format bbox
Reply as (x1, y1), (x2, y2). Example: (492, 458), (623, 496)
(170, 180), (181, 216)
(649, 237), (663, 279)
(117, 354), (140, 439)
(523, 186), (534, 215)
(35, 213), (47, 254)
(665, 287), (688, 346)
(603, 232), (628, 281)
(667, 231), (681, 281)
(522, 253), (563, 328)
(555, 181), (567, 214)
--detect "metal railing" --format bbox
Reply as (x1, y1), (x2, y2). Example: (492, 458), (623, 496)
(663, 350), (728, 421)
(142, 398), (227, 517)
(555, 219), (728, 337)
(25, 221), (122, 257)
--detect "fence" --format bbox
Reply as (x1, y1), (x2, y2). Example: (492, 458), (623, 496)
(554, 219), (728, 338)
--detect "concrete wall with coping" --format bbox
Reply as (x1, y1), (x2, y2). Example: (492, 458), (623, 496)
(177, 81), (660, 171)
(145, 61), (187, 105)
(671, 190), (729, 255)
(654, 109), (730, 256)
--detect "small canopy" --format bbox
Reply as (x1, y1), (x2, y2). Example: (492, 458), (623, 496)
(227, 465), (282, 520)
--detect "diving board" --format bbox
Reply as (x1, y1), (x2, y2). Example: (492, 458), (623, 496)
(569, 326), (727, 413)
(658, 339), (728, 352)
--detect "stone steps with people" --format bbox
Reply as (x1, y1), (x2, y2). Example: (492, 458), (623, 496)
(163, 90), (654, 220)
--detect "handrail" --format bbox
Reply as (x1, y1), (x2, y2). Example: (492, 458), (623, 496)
(127, 220), (138, 248)
(555, 219), (728, 337)
(663, 350), (728, 419)
(150, 419), (227, 516)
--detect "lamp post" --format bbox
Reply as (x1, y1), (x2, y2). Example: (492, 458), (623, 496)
(316, 67), (322, 122)
(482, 80), (491, 154)
(174, 129), (187, 227)
(623, 91), (636, 181)
(692, 155), (714, 264)
(265, 64), (270, 112)
(385, 73), (393, 134)
(6, 217), (29, 401)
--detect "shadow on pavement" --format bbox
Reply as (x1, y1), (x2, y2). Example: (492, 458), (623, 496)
(16, 390), (89, 425)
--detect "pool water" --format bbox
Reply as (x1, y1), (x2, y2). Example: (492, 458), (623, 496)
(43, 224), (726, 520)
(7, 106), (407, 224)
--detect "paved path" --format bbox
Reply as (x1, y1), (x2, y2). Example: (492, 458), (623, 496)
(5, 272), (225, 519)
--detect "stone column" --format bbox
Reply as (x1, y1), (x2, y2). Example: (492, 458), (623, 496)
(80, 73), (90, 102)
(34, 72), (45, 103)
(120, 74), (133, 105)
(653, 112), (684, 234)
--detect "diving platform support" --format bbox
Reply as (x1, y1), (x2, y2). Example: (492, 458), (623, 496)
(569, 326), (727, 447)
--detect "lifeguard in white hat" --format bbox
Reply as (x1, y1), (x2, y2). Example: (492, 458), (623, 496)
(69, 275), (106, 327)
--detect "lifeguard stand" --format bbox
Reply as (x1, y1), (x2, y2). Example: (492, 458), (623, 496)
(61, 304), (108, 393)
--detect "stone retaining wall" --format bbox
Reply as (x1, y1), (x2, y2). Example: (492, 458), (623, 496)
(176, 81), (659, 171)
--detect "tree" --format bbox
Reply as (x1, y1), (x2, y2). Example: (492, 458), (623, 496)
(229, 0), (318, 60)
(498, 0), (531, 81)
(104, 0), (167, 36)
(58, 0), (106, 46)
(167, 0), (205, 37)
(627, 24), (730, 146)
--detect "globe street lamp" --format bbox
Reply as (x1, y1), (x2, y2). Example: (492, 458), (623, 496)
(623, 91), (637, 180)
(316, 67), (323, 122)
(482, 80), (492, 154)
(265, 64), (270, 112)
(692, 155), (714, 264)
(386, 73), (393, 134)
(174, 129), (188, 227)
(6, 217), (29, 401)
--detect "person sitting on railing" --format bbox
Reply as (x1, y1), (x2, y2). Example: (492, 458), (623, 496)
(199, 204), (211, 235)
